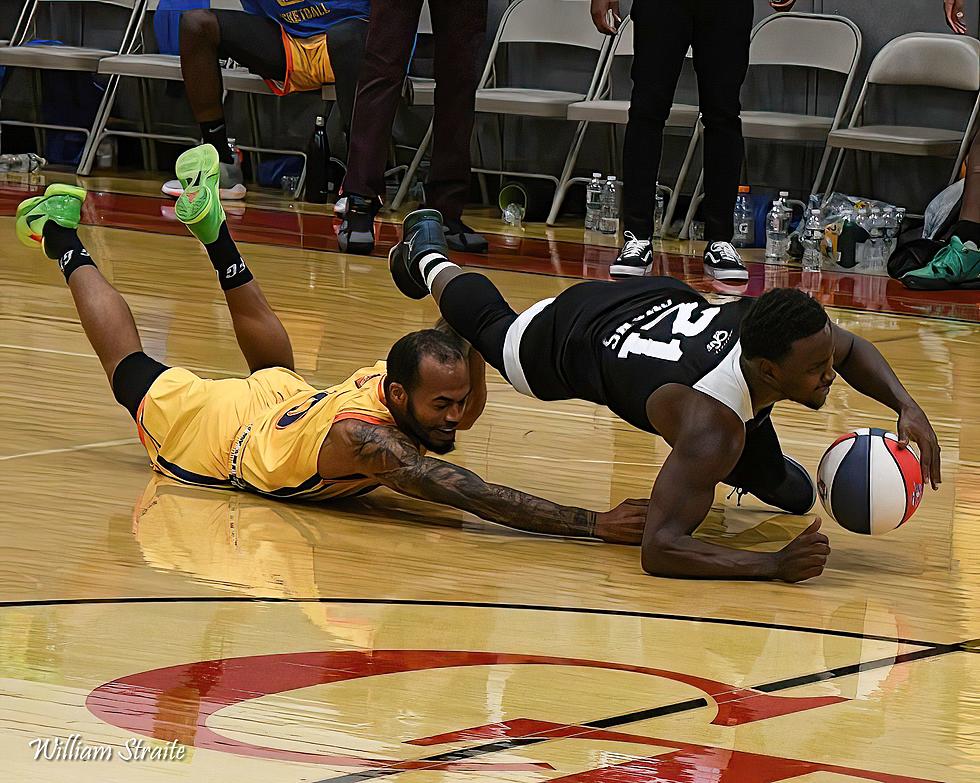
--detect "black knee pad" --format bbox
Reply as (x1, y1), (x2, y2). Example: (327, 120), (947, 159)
(111, 352), (169, 420)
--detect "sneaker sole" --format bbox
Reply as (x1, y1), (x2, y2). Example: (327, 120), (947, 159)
(175, 185), (214, 226)
(175, 145), (219, 192)
(704, 264), (749, 282)
(163, 181), (248, 201)
(15, 185), (87, 248)
(610, 262), (652, 278)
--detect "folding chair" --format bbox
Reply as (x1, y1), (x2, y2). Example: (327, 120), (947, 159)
(678, 11), (862, 238)
(819, 31), (980, 208)
(546, 16), (699, 226)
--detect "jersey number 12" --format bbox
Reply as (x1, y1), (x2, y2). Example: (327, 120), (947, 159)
(617, 301), (721, 361)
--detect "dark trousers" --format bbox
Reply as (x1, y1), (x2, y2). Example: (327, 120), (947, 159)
(623, 0), (753, 242)
(342, 0), (487, 220)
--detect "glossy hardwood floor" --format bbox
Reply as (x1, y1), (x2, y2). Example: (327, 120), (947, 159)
(1, 197), (979, 782)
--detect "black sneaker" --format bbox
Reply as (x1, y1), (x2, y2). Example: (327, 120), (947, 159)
(703, 241), (748, 282)
(733, 456), (816, 515)
(444, 217), (488, 253)
(389, 208), (447, 300)
(610, 231), (653, 277)
(337, 193), (379, 254)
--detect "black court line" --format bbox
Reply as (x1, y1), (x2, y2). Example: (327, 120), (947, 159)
(0, 595), (958, 649)
(316, 643), (963, 783)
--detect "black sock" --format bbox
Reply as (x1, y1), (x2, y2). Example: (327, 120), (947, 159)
(42, 222), (95, 282)
(200, 118), (234, 164)
(204, 222), (254, 290)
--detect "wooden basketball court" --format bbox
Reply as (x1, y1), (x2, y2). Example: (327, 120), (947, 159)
(1, 179), (979, 782)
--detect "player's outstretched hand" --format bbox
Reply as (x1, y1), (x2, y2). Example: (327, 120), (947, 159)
(775, 519), (830, 583)
(594, 498), (647, 544)
(898, 404), (942, 490)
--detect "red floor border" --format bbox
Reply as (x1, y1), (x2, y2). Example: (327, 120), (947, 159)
(5, 184), (979, 323)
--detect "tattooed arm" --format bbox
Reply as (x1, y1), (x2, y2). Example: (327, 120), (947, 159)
(331, 419), (645, 543)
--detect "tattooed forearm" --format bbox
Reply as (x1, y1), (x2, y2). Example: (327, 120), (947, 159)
(346, 421), (598, 538)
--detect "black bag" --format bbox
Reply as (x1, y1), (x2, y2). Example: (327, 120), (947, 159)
(887, 238), (945, 280)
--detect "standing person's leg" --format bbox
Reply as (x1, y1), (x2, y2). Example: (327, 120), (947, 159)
(339, 0), (424, 253)
(691, 0), (752, 246)
(612, 0), (692, 277)
(174, 145), (295, 373)
(325, 18), (370, 134)
(425, 0), (488, 253)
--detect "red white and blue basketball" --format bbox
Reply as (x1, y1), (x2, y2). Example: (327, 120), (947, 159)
(816, 429), (923, 535)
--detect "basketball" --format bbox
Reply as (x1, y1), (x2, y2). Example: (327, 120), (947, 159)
(817, 429), (924, 535)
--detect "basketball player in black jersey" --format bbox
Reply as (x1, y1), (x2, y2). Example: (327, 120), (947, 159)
(388, 210), (942, 583)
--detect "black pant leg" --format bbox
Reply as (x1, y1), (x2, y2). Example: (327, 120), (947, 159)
(723, 416), (787, 493)
(622, 0), (693, 238)
(436, 273), (517, 374)
(691, 0), (753, 243)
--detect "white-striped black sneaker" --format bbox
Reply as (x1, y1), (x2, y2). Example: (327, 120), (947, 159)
(610, 231), (653, 277)
(703, 241), (748, 282)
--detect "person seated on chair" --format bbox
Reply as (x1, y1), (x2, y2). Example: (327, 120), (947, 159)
(162, 0), (369, 201)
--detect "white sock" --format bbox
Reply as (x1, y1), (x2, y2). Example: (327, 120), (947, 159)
(417, 251), (458, 292)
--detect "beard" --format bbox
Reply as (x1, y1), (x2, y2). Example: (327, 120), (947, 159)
(391, 399), (456, 455)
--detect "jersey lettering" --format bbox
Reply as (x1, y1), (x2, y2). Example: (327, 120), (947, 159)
(613, 301), (721, 361)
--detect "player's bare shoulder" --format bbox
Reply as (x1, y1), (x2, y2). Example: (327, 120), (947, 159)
(319, 417), (422, 478)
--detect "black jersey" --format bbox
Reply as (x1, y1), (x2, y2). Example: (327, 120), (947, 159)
(518, 277), (763, 434)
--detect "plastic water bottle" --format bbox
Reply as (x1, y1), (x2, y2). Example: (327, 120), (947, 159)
(733, 185), (754, 248)
(865, 206), (885, 271)
(883, 207), (903, 261)
(653, 183), (665, 238)
(0, 152), (45, 172)
(598, 175), (619, 235)
(765, 190), (791, 262)
(802, 209), (823, 272)
(585, 172), (603, 231)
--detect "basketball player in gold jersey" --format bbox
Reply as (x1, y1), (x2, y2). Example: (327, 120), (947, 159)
(13, 145), (645, 542)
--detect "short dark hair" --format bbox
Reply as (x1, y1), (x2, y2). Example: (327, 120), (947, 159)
(740, 288), (829, 362)
(385, 329), (466, 394)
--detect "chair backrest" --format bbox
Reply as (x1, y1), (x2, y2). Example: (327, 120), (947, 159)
(19, 0), (144, 50)
(749, 12), (861, 76)
(867, 32), (980, 91)
(497, 0), (606, 51)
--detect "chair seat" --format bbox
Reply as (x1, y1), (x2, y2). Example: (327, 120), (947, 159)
(407, 76), (434, 107)
(827, 125), (965, 156)
(99, 53), (182, 79)
(740, 111), (834, 141)
(566, 99), (698, 127)
(475, 87), (585, 118)
(0, 45), (115, 71)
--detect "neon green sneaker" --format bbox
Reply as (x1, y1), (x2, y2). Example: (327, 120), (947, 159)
(174, 143), (225, 245)
(15, 184), (87, 252)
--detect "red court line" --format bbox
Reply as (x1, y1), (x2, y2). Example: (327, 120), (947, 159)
(4, 184), (979, 323)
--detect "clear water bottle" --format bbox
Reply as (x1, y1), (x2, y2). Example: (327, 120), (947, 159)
(733, 185), (754, 248)
(865, 206), (885, 271)
(653, 183), (665, 238)
(585, 172), (603, 231)
(0, 152), (45, 172)
(802, 209), (823, 272)
(765, 190), (791, 262)
(853, 204), (870, 265)
(598, 175), (619, 235)
(883, 207), (903, 261)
